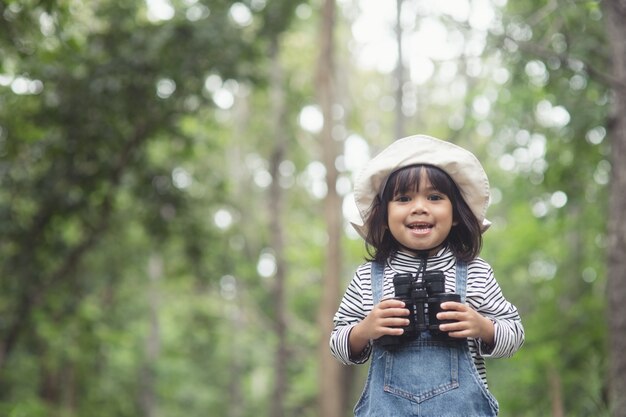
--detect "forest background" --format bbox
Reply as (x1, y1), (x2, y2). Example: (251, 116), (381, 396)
(2, 0), (626, 416)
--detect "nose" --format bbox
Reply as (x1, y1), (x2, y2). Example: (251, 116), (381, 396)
(410, 196), (428, 214)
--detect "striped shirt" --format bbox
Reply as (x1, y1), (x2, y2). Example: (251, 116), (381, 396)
(329, 247), (524, 387)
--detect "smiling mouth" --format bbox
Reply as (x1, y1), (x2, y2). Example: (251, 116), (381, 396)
(407, 223), (433, 230)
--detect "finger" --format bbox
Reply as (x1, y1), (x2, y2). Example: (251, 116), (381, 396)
(436, 311), (462, 321)
(440, 301), (466, 311)
(445, 330), (470, 339)
(379, 298), (406, 308)
(383, 317), (410, 327)
(439, 321), (465, 332)
(380, 326), (405, 336)
(380, 307), (410, 317)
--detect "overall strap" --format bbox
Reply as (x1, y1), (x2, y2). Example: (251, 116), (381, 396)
(370, 261), (385, 305)
(455, 259), (468, 303)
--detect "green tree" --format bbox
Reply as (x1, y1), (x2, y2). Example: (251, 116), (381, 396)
(0, 0), (303, 415)
(483, 0), (613, 415)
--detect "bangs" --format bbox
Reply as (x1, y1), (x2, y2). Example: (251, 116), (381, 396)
(384, 165), (457, 199)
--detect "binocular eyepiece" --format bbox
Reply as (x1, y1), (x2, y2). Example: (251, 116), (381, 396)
(378, 271), (461, 347)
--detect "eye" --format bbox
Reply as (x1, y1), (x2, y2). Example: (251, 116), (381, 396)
(428, 193), (446, 201)
(394, 195), (411, 202)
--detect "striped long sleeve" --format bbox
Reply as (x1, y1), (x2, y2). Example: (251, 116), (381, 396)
(329, 248), (524, 387)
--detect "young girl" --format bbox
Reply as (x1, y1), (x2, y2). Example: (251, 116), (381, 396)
(330, 135), (524, 416)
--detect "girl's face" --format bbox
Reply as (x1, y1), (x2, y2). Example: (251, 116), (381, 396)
(387, 173), (455, 255)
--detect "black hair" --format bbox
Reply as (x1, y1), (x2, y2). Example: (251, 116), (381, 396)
(364, 165), (482, 263)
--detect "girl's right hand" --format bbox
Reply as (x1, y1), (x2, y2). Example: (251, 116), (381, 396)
(349, 299), (410, 356)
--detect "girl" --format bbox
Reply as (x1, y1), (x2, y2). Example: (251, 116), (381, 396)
(330, 135), (524, 416)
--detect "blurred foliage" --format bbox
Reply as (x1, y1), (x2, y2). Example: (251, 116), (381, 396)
(478, 0), (611, 415)
(0, 0), (616, 416)
(0, 0), (310, 416)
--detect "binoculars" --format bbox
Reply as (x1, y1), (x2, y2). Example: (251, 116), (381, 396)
(378, 271), (461, 347)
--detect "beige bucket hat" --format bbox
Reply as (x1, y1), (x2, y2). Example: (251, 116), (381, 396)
(350, 134), (491, 239)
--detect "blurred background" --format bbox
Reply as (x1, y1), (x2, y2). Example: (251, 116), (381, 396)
(2, 0), (626, 416)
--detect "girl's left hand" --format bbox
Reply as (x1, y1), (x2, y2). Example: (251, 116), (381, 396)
(436, 302), (494, 345)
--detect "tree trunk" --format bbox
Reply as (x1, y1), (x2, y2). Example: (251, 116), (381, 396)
(603, 1), (626, 416)
(394, 0), (406, 139)
(268, 35), (289, 417)
(548, 366), (565, 417)
(315, 0), (347, 416)
(139, 254), (162, 417)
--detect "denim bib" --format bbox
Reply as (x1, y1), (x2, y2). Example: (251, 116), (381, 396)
(354, 260), (499, 417)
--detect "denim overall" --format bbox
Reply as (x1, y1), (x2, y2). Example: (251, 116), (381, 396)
(354, 261), (499, 417)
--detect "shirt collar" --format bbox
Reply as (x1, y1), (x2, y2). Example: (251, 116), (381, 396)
(388, 245), (455, 274)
